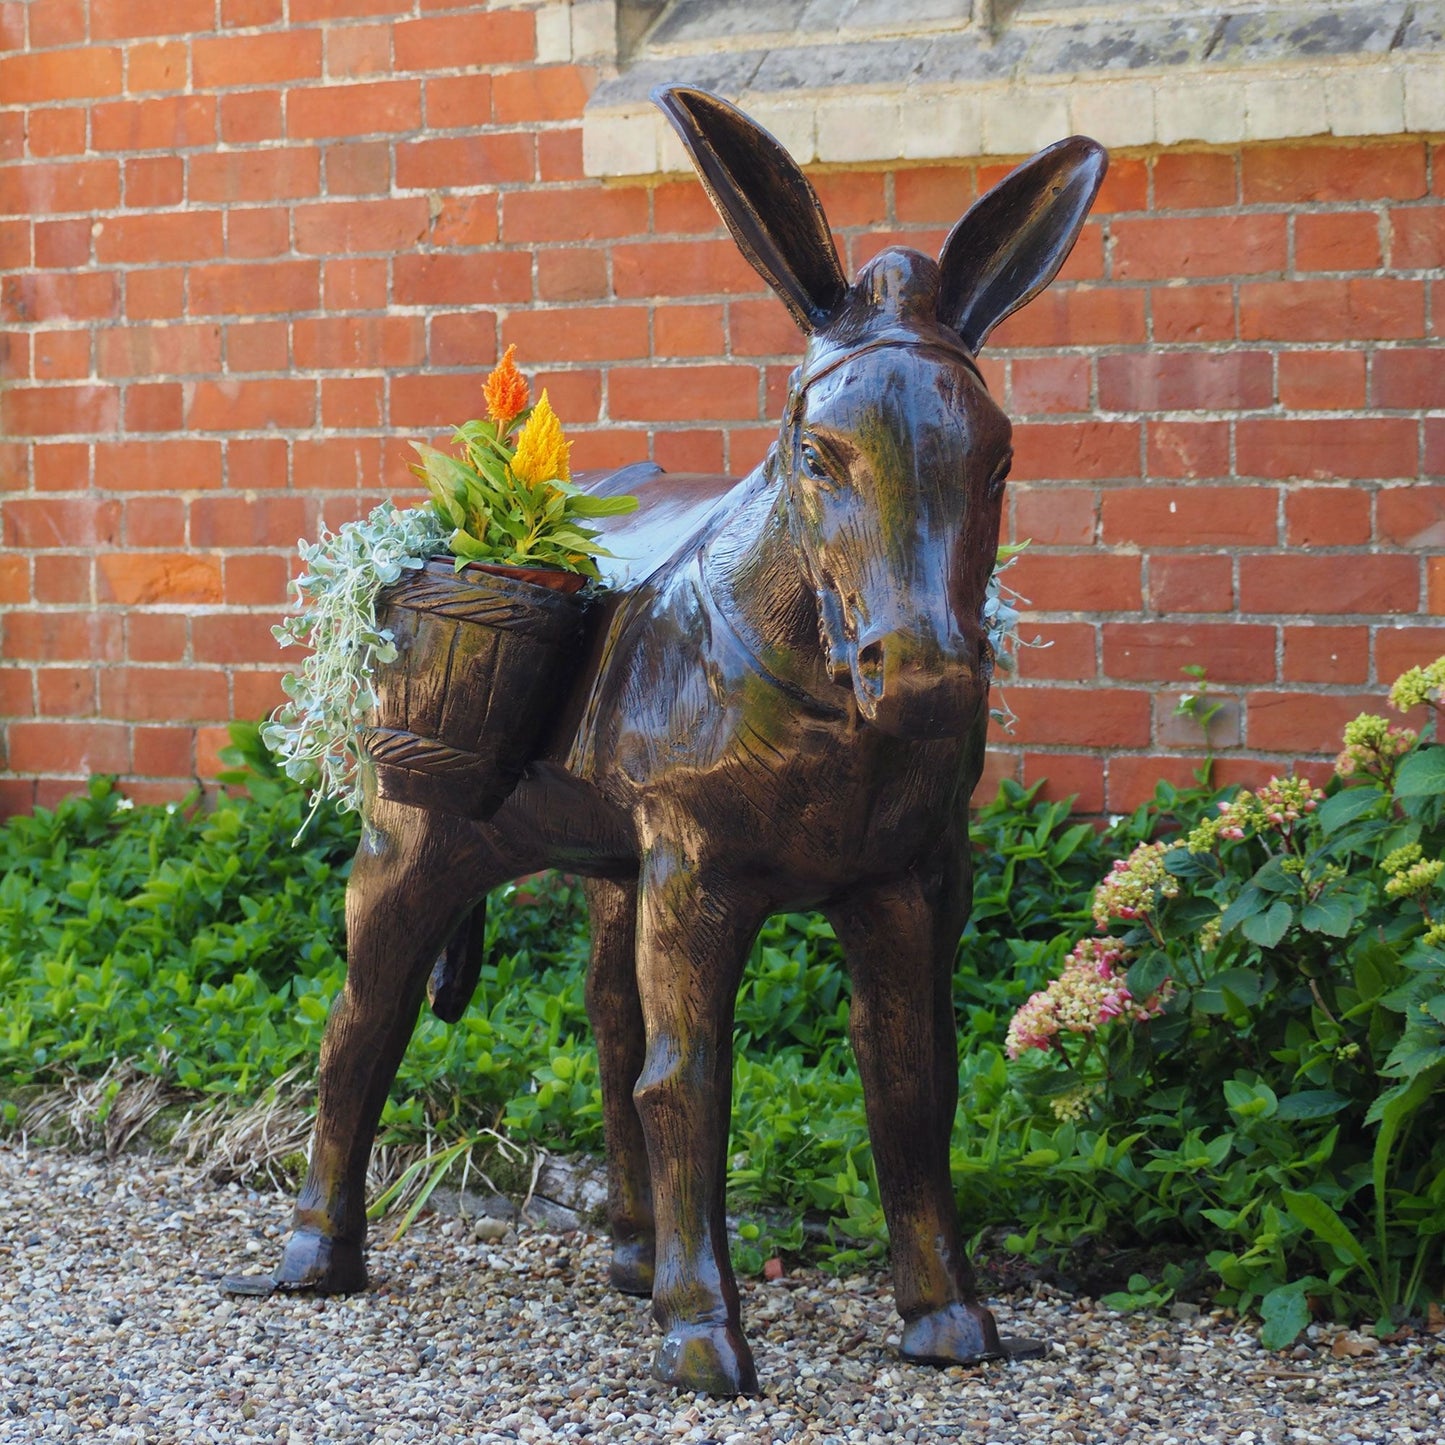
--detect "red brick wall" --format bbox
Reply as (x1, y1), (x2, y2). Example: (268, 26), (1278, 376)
(1, 2), (1441, 817)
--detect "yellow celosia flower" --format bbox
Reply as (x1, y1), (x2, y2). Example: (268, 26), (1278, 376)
(510, 390), (571, 485)
(483, 344), (529, 429)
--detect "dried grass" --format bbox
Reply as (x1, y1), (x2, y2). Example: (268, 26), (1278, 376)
(11, 1066), (541, 1227)
(168, 1068), (314, 1190)
(13, 1062), (313, 1190)
(19, 1059), (174, 1158)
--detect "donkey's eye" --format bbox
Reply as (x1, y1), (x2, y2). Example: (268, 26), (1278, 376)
(800, 440), (834, 484)
(987, 452), (1013, 500)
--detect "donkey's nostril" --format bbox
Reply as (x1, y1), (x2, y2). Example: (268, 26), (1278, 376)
(856, 640), (886, 699)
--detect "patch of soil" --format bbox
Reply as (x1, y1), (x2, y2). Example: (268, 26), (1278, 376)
(971, 1228), (1208, 1302)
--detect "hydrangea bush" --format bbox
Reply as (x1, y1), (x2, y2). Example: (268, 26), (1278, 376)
(1006, 659), (1445, 1342)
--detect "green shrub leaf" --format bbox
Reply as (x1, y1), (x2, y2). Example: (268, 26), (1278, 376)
(1196, 966), (1264, 1013)
(1396, 747), (1445, 799)
(1299, 894), (1358, 938)
(1220, 884), (1269, 933)
(1274, 1090), (1350, 1121)
(1242, 900), (1293, 948)
(1281, 1189), (1370, 1270)
(1317, 787), (1387, 835)
(1259, 1278), (1319, 1349)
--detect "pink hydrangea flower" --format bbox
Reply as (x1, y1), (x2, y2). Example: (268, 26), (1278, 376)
(1005, 937), (1173, 1059)
(1091, 842), (1180, 930)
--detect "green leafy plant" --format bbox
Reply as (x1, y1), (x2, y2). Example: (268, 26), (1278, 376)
(0, 743), (1112, 1251)
(1174, 662), (1225, 774)
(410, 347), (636, 578)
(1101, 1261), (1186, 1312)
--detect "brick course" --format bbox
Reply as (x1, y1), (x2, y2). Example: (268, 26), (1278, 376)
(0, 3), (1441, 816)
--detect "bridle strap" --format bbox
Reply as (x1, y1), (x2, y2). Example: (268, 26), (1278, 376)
(792, 335), (986, 397)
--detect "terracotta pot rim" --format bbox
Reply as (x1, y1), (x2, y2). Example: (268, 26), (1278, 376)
(447, 559), (590, 595)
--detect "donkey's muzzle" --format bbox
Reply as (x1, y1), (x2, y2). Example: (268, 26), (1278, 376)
(848, 637), (984, 739)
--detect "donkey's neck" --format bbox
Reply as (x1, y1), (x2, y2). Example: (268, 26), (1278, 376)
(700, 473), (843, 714)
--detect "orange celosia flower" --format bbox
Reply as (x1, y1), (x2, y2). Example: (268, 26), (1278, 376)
(483, 344), (529, 429)
(510, 390), (571, 485)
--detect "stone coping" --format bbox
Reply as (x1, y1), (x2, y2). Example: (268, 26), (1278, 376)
(549, 0), (1445, 174)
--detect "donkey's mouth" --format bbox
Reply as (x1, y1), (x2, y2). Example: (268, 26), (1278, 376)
(817, 587), (983, 738)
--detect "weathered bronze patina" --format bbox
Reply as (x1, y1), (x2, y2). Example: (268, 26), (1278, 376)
(229, 85), (1106, 1397)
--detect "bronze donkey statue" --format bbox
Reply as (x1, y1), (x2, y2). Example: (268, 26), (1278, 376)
(232, 86), (1106, 1397)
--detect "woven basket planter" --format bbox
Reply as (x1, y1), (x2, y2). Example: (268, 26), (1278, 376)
(359, 559), (589, 820)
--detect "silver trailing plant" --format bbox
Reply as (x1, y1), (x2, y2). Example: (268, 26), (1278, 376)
(263, 502), (448, 827)
(985, 540), (1046, 731)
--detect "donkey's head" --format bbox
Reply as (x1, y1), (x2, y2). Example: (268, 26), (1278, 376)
(657, 87), (1106, 740)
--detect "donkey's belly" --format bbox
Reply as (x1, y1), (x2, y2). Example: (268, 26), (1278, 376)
(485, 722), (973, 900)
(484, 760), (640, 876)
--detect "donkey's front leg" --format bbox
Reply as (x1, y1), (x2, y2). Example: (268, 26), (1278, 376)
(827, 872), (1005, 1367)
(632, 839), (764, 1395)
(227, 798), (489, 1296)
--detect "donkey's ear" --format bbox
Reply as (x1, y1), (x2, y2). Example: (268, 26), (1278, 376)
(938, 136), (1108, 353)
(653, 85), (847, 333)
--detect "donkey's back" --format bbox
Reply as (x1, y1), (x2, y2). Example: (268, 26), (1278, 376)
(574, 461), (745, 592)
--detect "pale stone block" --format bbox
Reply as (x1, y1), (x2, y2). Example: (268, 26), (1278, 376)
(655, 112), (694, 174)
(571, 0), (617, 61)
(1068, 80), (1159, 148)
(1244, 74), (1327, 141)
(583, 111), (657, 178)
(743, 101), (818, 164)
(533, 3), (573, 66)
(812, 96), (899, 165)
(981, 90), (1071, 156)
(1155, 77), (1248, 146)
(1327, 67), (1406, 136)
(900, 90), (985, 160)
(1403, 58), (1445, 131)
(815, 95), (904, 163)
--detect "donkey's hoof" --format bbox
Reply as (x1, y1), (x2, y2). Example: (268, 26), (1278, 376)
(222, 1229), (367, 1297)
(608, 1237), (655, 1297)
(900, 1302), (1005, 1367)
(275, 1229), (367, 1294)
(653, 1324), (758, 1396)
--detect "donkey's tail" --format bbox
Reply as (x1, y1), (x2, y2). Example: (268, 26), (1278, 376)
(427, 896), (487, 1023)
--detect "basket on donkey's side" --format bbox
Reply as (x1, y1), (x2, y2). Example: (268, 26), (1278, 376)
(360, 558), (589, 821)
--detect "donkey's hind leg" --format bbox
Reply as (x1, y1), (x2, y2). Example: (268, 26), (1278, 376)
(227, 797), (497, 1296)
(827, 870), (1005, 1367)
(583, 876), (654, 1295)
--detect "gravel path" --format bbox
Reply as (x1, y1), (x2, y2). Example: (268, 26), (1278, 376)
(3, 1143), (1441, 1445)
